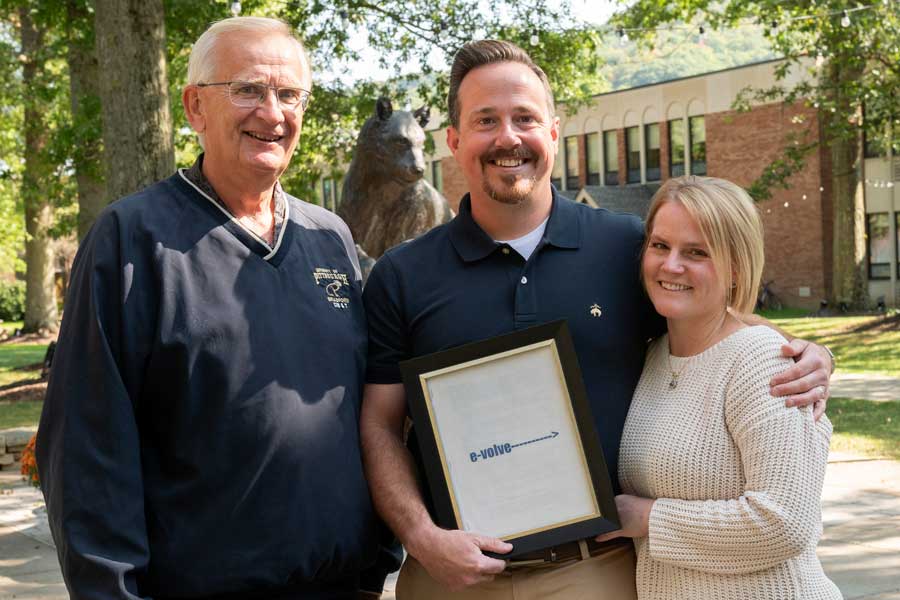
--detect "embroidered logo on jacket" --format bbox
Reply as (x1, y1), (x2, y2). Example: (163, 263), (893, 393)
(313, 268), (351, 309)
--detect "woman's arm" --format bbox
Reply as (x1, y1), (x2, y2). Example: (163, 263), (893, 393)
(600, 344), (833, 575)
(650, 350), (832, 574)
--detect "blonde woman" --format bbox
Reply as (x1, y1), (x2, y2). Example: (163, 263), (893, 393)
(597, 176), (841, 599)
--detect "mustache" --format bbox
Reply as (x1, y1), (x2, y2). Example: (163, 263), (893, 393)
(481, 148), (535, 162)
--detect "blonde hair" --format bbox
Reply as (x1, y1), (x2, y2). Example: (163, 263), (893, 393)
(187, 17), (310, 85)
(643, 176), (765, 314)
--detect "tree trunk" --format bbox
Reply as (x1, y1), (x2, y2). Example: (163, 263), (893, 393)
(66, 0), (106, 240)
(94, 0), (174, 201)
(824, 61), (868, 309)
(19, 7), (59, 332)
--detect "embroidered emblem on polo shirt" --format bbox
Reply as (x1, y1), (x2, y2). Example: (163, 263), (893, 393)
(590, 303), (602, 317)
(313, 267), (351, 309)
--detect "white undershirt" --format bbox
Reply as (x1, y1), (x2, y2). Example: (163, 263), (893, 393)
(496, 217), (549, 260)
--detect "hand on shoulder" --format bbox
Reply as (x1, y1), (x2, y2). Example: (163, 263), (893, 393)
(770, 336), (833, 421)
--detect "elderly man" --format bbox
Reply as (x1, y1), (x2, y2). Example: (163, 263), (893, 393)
(37, 17), (385, 599)
(360, 40), (834, 599)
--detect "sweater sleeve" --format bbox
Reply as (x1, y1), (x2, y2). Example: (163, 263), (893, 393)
(647, 332), (833, 574)
(35, 209), (151, 599)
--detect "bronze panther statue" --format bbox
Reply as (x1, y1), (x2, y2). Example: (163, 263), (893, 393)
(338, 97), (452, 264)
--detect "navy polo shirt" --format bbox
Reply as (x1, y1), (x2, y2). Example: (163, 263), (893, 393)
(364, 188), (665, 496)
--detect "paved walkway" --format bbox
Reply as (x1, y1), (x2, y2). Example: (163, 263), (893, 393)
(0, 469), (61, 599)
(831, 373), (900, 402)
(1, 452), (898, 599)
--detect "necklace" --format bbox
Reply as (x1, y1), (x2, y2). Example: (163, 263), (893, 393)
(667, 352), (690, 390)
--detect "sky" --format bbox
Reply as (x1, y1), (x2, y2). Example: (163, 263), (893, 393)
(318, 0), (620, 85)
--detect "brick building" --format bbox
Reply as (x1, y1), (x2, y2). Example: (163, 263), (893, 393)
(321, 59), (899, 308)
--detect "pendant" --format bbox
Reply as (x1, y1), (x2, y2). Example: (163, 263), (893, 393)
(668, 376), (678, 390)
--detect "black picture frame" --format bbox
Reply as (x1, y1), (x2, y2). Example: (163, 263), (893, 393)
(400, 320), (620, 558)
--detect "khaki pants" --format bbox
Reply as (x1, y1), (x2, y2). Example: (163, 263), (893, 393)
(396, 541), (637, 600)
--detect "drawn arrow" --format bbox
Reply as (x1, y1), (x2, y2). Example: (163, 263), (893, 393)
(511, 431), (559, 449)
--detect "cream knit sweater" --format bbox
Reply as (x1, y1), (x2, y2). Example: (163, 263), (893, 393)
(619, 326), (842, 599)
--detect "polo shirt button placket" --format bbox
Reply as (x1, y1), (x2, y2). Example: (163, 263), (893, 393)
(514, 269), (536, 329)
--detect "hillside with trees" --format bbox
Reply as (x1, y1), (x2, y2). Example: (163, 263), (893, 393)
(601, 26), (776, 90)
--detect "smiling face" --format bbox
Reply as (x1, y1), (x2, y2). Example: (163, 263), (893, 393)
(446, 61), (559, 207)
(183, 32), (310, 190)
(642, 200), (730, 327)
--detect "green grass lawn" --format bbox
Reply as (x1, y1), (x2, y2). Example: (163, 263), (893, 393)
(0, 340), (48, 430)
(0, 320), (23, 335)
(0, 399), (42, 430)
(0, 343), (47, 387)
(0, 315), (896, 463)
(763, 312), (900, 377)
(2, 396), (894, 460)
(829, 397), (900, 460)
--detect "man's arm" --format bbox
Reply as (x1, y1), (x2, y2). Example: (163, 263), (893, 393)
(360, 383), (511, 591)
(35, 213), (150, 599)
(738, 312), (833, 419)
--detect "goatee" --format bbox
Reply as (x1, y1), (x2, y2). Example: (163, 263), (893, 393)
(483, 175), (538, 205)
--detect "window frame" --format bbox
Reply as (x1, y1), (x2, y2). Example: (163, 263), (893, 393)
(896, 213), (900, 279)
(564, 135), (580, 191)
(432, 160), (443, 193)
(668, 118), (686, 177)
(689, 116), (707, 176)
(645, 123), (661, 182)
(603, 130), (618, 186)
(625, 126), (641, 184)
(867, 212), (891, 280)
(585, 132), (601, 186)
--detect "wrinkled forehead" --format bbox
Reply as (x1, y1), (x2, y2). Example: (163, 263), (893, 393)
(213, 32), (311, 87)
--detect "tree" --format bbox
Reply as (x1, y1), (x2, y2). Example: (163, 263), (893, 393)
(0, 17), (27, 278)
(18, 5), (59, 331)
(65, 0), (104, 240)
(94, 0), (173, 201)
(613, 0), (900, 308)
(600, 26), (775, 91)
(3, 0), (606, 287)
(164, 0), (607, 201)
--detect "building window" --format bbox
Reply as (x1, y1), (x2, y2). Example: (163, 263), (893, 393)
(689, 116), (707, 175)
(668, 119), (685, 177)
(897, 213), (900, 278)
(322, 179), (334, 212)
(864, 123), (897, 158)
(565, 136), (580, 190)
(864, 132), (884, 159)
(645, 123), (661, 182)
(867, 212), (891, 279)
(603, 130), (618, 186)
(625, 126), (641, 183)
(585, 133), (601, 185)
(551, 145), (563, 190)
(432, 160), (443, 192)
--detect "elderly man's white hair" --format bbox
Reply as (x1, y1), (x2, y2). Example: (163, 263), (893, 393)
(187, 16), (311, 85)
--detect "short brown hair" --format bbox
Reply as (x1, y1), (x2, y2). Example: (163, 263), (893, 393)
(448, 40), (555, 129)
(643, 176), (765, 315)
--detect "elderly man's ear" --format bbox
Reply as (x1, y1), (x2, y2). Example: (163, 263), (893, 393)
(182, 86), (207, 134)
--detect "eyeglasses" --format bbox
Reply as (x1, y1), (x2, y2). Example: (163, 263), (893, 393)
(197, 81), (312, 112)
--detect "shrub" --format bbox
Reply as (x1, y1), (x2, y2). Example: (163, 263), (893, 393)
(0, 280), (25, 322)
(20, 433), (39, 488)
